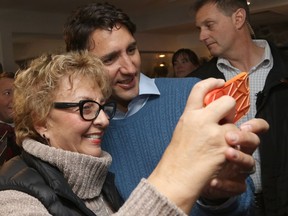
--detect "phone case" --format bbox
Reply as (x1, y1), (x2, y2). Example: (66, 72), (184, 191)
(204, 72), (250, 123)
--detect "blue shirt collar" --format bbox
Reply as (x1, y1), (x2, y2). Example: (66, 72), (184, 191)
(113, 73), (160, 119)
(139, 73), (160, 96)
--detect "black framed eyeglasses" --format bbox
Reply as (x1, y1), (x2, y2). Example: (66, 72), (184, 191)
(53, 100), (116, 121)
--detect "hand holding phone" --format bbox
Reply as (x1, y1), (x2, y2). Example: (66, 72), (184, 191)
(204, 72), (250, 123)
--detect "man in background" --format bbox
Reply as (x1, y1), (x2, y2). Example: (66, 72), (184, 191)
(0, 72), (21, 165)
(192, 0), (288, 215)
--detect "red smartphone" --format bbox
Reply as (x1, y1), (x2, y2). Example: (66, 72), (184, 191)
(203, 72), (250, 123)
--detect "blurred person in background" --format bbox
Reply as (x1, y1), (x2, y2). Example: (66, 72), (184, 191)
(0, 72), (21, 165)
(172, 48), (200, 77)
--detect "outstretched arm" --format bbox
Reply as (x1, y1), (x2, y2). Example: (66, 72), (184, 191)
(120, 78), (268, 215)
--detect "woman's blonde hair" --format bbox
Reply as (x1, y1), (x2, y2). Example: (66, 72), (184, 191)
(13, 51), (111, 145)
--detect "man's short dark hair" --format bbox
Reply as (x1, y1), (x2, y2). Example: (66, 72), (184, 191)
(64, 2), (136, 52)
(193, 0), (250, 23)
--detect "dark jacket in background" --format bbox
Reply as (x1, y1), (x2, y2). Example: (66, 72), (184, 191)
(191, 42), (288, 216)
(0, 123), (21, 165)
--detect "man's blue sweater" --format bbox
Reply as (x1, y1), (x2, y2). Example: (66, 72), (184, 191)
(102, 77), (254, 216)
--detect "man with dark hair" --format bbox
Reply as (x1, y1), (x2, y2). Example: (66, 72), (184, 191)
(64, 2), (267, 215)
(192, 0), (288, 215)
(0, 72), (21, 165)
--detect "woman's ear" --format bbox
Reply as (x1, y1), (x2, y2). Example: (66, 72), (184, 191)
(34, 123), (51, 145)
(233, 8), (246, 29)
(34, 124), (48, 138)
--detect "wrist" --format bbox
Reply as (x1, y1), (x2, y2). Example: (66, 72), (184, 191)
(148, 170), (201, 213)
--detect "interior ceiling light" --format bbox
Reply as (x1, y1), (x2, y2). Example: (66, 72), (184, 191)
(247, 0), (251, 5)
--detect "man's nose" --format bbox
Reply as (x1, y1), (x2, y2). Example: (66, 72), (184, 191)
(119, 55), (137, 74)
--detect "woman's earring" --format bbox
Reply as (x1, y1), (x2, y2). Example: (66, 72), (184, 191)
(42, 134), (50, 146)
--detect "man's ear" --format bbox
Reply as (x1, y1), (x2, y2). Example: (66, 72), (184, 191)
(233, 8), (246, 29)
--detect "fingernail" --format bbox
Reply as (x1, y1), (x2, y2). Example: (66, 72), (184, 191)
(240, 124), (252, 131)
(226, 132), (239, 143)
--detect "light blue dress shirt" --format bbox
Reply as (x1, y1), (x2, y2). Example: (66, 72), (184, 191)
(114, 73), (160, 119)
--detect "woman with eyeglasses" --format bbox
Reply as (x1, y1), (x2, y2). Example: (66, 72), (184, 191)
(0, 51), (267, 215)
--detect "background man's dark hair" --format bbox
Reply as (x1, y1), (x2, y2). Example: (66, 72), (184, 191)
(194, 0), (251, 22)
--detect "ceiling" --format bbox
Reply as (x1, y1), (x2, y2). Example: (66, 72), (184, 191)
(0, 0), (288, 35)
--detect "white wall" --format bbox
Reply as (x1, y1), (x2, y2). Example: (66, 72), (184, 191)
(0, 9), (67, 71)
(135, 32), (209, 75)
